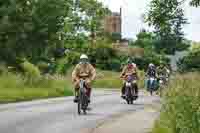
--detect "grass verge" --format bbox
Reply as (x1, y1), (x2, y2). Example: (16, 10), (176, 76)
(152, 72), (200, 133)
(0, 73), (73, 104)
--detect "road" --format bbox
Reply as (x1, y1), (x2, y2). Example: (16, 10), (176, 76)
(0, 90), (160, 133)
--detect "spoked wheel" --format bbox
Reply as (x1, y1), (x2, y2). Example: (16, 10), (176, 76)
(127, 99), (130, 104)
(77, 96), (81, 115)
(81, 93), (88, 115)
(150, 90), (153, 96)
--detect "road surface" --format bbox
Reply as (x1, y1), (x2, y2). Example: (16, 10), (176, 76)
(0, 90), (160, 133)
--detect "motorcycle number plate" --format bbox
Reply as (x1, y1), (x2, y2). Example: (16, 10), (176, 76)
(126, 82), (132, 87)
(150, 77), (155, 81)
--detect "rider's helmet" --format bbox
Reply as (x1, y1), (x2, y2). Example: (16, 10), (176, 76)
(148, 63), (155, 68)
(80, 54), (89, 64)
(132, 63), (137, 68)
(127, 58), (133, 68)
(159, 61), (165, 68)
(127, 57), (132, 64)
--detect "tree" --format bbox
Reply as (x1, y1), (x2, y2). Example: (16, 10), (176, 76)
(0, 0), (72, 64)
(64, 0), (111, 46)
(111, 32), (121, 42)
(178, 47), (200, 72)
(190, 0), (200, 7)
(132, 29), (155, 49)
(146, 0), (189, 55)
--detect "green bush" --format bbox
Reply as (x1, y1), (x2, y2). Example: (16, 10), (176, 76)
(0, 63), (8, 75)
(133, 51), (170, 70)
(86, 42), (119, 71)
(37, 61), (50, 73)
(152, 73), (200, 133)
(178, 48), (200, 72)
(66, 51), (81, 65)
(20, 61), (41, 78)
(54, 57), (71, 74)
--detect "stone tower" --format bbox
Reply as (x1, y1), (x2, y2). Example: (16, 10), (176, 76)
(104, 8), (122, 36)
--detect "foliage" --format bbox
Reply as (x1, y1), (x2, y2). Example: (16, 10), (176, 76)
(178, 47), (200, 72)
(0, 62), (8, 74)
(145, 0), (189, 55)
(36, 61), (50, 74)
(54, 55), (75, 74)
(152, 73), (200, 133)
(20, 61), (41, 78)
(86, 42), (121, 71)
(0, 0), (71, 64)
(0, 0), (110, 67)
(64, 0), (111, 46)
(131, 51), (170, 70)
(0, 72), (73, 103)
(132, 29), (155, 49)
(111, 32), (122, 42)
(190, 0), (200, 7)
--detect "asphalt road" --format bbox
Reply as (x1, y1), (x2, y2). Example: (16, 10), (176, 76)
(0, 90), (160, 133)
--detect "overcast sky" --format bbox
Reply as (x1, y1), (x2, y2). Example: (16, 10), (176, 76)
(99, 0), (200, 42)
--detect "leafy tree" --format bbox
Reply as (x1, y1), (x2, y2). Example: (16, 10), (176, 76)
(64, 0), (111, 46)
(132, 29), (155, 49)
(0, 0), (72, 65)
(190, 0), (200, 7)
(111, 32), (121, 42)
(146, 0), (189, 55)
(178, 47), (200, 72)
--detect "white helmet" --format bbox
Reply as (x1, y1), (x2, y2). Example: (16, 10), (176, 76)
(149, 63), (154, 67)
(132, 63), (137, 68)
(80, 54), (88, 59)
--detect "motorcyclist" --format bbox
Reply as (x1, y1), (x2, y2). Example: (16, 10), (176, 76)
(120, 58), (139, 99)
(72, 54), (96, 103)
(146, 63), (157, 90)
(157, 62), (168, 83)
(165, 65), (171, 81)
(146, 63), (157, 78)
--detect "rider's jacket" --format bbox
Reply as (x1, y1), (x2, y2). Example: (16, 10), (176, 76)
(157, 66), (168, 76)
(72, 63), (96, 81)
(146, 68), (157, 78)
(120, 64), (137, 78)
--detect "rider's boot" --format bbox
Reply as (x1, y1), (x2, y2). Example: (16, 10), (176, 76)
(133, 83), (139, 99)
(73, 89), (79, 103)
(86, 88), (91, 103)
(121, 84), (126, 99)
(86, 88), (92, 110)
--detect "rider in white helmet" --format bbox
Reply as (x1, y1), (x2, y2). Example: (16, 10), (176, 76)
(72, 54), (96, 103)
(146, 63), (157, 78)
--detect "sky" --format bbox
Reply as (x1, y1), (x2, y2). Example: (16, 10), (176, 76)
(99, 0), (200, 42)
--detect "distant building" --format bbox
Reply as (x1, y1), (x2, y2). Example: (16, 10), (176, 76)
(104, 8), (122, 37)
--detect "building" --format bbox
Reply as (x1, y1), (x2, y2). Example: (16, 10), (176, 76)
(104, 8), (122, 36)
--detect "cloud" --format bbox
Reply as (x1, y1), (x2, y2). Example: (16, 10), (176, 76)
(99, 0), (200, 41)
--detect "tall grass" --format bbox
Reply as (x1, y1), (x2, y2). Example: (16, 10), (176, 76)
(152, 72), (200, 133)
(0, 72), (73, 103)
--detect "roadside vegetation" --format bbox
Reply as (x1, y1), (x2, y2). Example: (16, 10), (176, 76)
(152, 72), (200, 133)
(0, 65), (72, 104)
